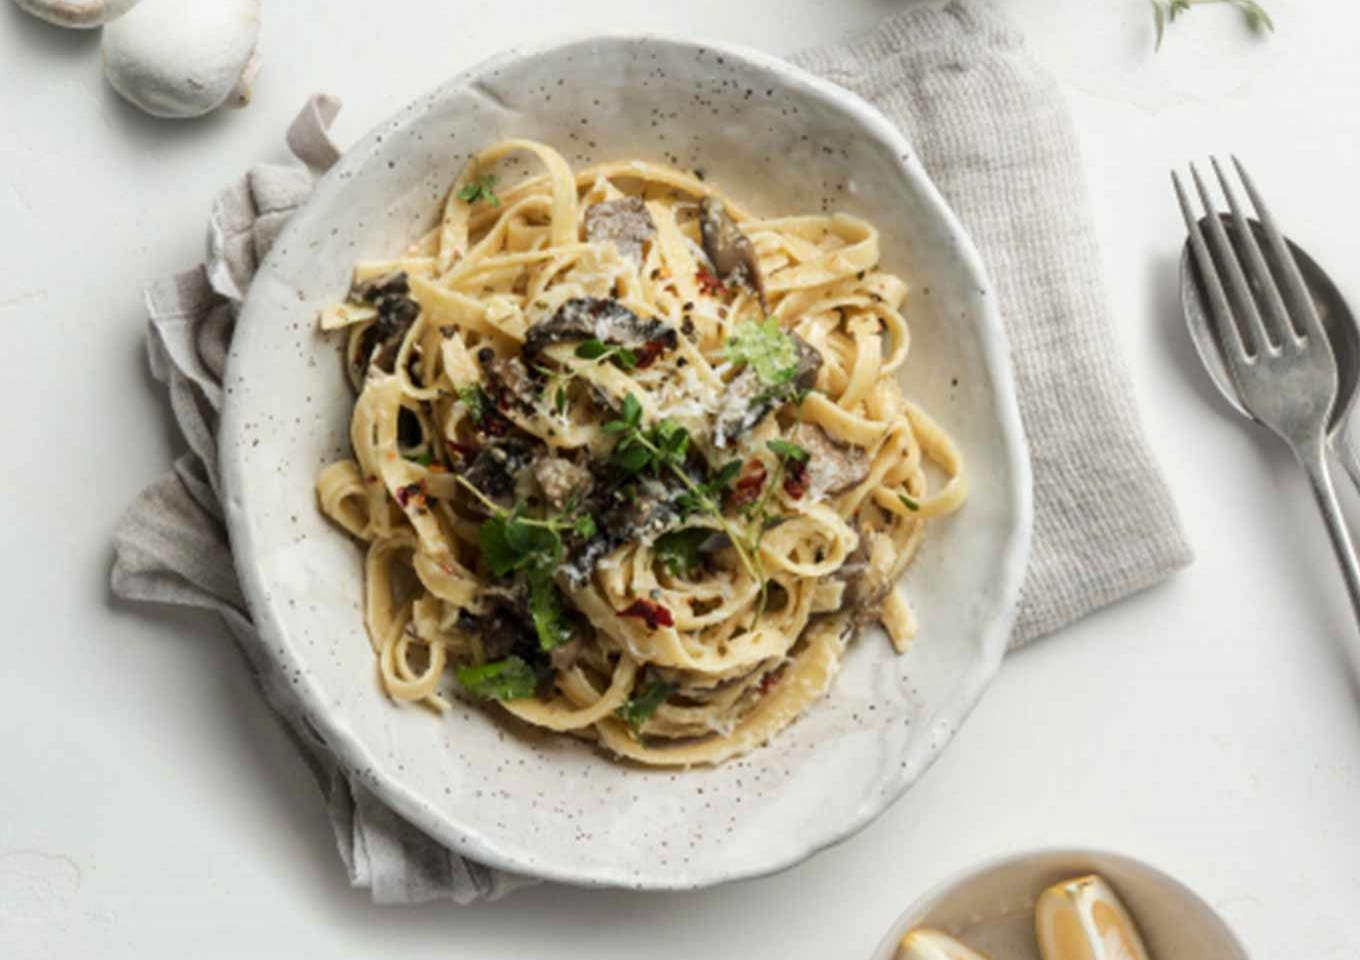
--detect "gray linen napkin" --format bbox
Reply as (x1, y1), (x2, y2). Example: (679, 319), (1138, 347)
(111, 0), (1190, 905)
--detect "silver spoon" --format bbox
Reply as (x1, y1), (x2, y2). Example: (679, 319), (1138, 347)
(1181, 214), (1360, 489)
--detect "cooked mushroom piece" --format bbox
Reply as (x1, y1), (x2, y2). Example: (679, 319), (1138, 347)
(532, 456), (592, 511)
(698, 196), (765, 306)
(793, 423), (869, 496)
(522, 297), (677, 362)
(712, 336), (822, 448)
(558, 477), (682, 588)
(583, 197), (656, 265)
(351, 271), (421, 373)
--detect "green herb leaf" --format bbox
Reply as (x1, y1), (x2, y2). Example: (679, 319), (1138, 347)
(1150, 0), (1273, 49)
(528, 568), (574, 651)
(610, 442), (654, 475)
(405, 450), (434, 466)
(573, 514), (598, 540)
(479, 515), (560, 578)
(898, 493), (921, 512)
(457, 174), (501, 207)
(574, 339), (612, 360)
(652, 419), (690, 466)
(458, 384), (488, 425)
(554, 385), (568, 416)
(456, 656), (537, 700)
(767, 439), (809, 462)
(676, 461), (741, 517)
(653, 527), (714, 577)
(618, 680), (678, 732)
(620, 393), (642, 426)
(725, 317), (800, 386)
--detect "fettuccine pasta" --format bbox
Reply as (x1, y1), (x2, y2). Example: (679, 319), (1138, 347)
(316, 140), (966, 767)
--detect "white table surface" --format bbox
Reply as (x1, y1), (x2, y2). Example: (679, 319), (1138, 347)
(3, 1), (1358, 957)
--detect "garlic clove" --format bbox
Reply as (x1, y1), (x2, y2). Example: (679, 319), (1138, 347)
(897, 928), (996, 960)
(100, 0), (261, 119)
(12, 0), (141, 28)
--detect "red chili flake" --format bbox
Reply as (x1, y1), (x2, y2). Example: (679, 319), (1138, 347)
(728, 459), (767, 509)
(782, 459), (808, 500)
(633, 338), (669, 369)
(760, 670), (782, 694)
(696, 267), (726, 297)
(481, 414), (508, 438)
(395, 480), (428, 510)
(620, 599), (675, 630)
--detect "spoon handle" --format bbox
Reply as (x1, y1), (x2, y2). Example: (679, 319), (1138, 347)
(1336, 428), (1360, 500)
(1302, 446), (1360, 647)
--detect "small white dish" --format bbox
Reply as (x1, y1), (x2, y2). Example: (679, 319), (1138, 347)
(220, 33), (1031, 889)
(870, 848), (1251, 960)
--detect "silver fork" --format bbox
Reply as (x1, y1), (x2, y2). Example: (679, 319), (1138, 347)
(1173, 157), (1360, 631)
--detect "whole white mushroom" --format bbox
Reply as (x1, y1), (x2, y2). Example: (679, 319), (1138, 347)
(101, 0), (261, 119)
(11, 0), (141, 28)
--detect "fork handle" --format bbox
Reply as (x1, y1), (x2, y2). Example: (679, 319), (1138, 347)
(1301, 446), (1360, 632)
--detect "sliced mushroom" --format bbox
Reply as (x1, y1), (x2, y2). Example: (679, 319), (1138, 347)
(464, 439), (536, 505)
(13, 0), (141, 28)
(712, 336), (822, 448)
(522, 297), (677, 361)
(793, 422), (869, 496)
(351, 272), (420, 374)
(477, 349), (539, 416)
(101, 0), (261, 119)
(559, 477), (681, 588)
(532, 456), (592, 511)
(699, 196), (765, 307)
(583, 197), (656, 265)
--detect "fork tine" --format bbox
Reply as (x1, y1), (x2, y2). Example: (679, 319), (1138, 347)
(1173, 171), (1248, 362)
(1231, 155), (1328, 344)
(1191, 162), (1273, 357)
(1211, 156), (1294, 347)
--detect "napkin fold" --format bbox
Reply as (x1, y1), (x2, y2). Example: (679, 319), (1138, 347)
(111, 0), (1190, 905)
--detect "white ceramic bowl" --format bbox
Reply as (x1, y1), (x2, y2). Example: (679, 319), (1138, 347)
(220, 33), (1031, 890)
(870, 849), (1251, 960)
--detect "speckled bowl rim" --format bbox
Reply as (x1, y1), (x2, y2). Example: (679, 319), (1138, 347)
(220, 32), (1032, 891)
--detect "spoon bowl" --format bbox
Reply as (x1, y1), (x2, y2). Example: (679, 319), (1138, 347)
(1181, 213), (1360, 435)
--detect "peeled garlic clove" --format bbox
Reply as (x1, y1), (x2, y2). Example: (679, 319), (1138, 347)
(1035, 875), (1151, 960)
(12, 0), (141, 28)
(897, 928), (995, 960)
(101, 0), (261, 119)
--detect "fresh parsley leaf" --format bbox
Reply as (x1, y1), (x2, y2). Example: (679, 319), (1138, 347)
(457, 174), (501, 207)
(618, 680), (678, 732)
(898, 493), (921, 512)
(456, 656), (537, 700)
(767, 439), (809, 462)
(458, 384), (488, 425)
(653, 527), (714, 577)
(573, 514), (598, 539)
(725, 317), (800, 386)
(479, 515), (560, 577)
(528, 567), (574, 650)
